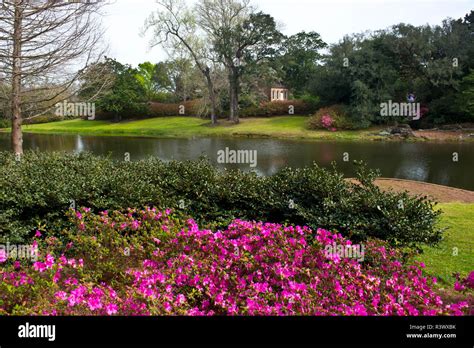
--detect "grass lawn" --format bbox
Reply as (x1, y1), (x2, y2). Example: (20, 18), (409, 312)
(2, 116), (380, 141)
(417, 203), (474, 286)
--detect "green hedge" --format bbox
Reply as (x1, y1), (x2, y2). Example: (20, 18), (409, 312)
(0, 151), (442, 248)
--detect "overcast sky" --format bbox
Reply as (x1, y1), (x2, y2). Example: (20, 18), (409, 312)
(102, 0), (473, 67)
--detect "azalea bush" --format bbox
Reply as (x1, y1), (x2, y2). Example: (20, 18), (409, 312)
(308, 105), (356, 130)
(0, 208), (470, 316)
(0, 151), (442, 249)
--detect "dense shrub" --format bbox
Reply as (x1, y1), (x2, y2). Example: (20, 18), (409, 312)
(0, 208), (469, 316)
(308, 105), (356, 130)
(0, 152), (442, 248)
(150, 91), (179, 104)
(240, 100), (317, 117)
(95, 99), (316, 120)
(86, 58), (148, 122)
(95, 100), (208, 120)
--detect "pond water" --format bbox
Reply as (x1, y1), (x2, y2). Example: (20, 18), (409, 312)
(1, 132), (473, 190)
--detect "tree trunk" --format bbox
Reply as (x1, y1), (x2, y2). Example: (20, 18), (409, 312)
(232, 67), (239, 123)
(228, 67), (239, 124)
(204, 68), (217, 125)
(228, 70), (235, 122)
(11, 1), (23, 155)
(232, 66), (239, 124)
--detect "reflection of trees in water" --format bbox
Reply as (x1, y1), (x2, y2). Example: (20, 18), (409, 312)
(392, 143), (429, 182)
(2, 133), (473, 190)
(24, 134), (77, 152)
(317, 143), (337, 165)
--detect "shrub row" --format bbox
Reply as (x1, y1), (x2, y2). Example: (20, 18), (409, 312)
(240, 100), (316, 117)
(147, 99), (316, 118)
(92, 100), (206, 120)
(0, 151), (442, 248)
(147, 100), (206, 117)
(95, 99), (317, 120)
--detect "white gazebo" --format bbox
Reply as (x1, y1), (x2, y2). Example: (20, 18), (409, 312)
(270, 86), (289, 101)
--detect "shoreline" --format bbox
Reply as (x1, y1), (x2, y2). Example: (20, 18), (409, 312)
(1, 116), (474, 143)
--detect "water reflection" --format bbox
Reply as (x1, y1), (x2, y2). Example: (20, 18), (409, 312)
(0, 132), (473, 190)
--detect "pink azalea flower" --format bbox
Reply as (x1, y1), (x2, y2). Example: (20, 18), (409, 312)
(106, 303), (118, 315)
(55, 291), (68, 300)
(0, 249), (7, 263)
(131, 220), (140, 230)
(87, 297), (102, 311)
(454, 281), (465, 292)
(33, 261), (46, 272)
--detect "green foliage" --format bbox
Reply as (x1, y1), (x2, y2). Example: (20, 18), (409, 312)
(308, 12), (474, 126)
(275, 31), (327, 96)
(139, 59), (202, 103)
(215, 11), (283, 66)
(0, 152), (442, 249)
(91, 58), (147, 121)
(455, 69), (474, 119)
(134, 62), (159, 101)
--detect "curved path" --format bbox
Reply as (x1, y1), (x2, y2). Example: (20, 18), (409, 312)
(348, 178), (474, 203)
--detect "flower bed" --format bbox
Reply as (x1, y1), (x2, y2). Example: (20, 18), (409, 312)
(0, 208), (471, 316)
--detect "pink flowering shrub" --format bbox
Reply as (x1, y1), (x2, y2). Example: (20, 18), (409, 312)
(308, 105), (355, 131)
(454, 271), (474, 292)
(0, 208), (471, 316)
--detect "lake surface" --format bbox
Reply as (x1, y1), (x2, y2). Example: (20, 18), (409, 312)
(1, 132), (473, 190)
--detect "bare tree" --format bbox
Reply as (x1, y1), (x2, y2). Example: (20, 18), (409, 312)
(144, 0), (219, 125)
(197, 0), (283, 124)
(196, 0), (250, 124)
(0, 0), (108, 155)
